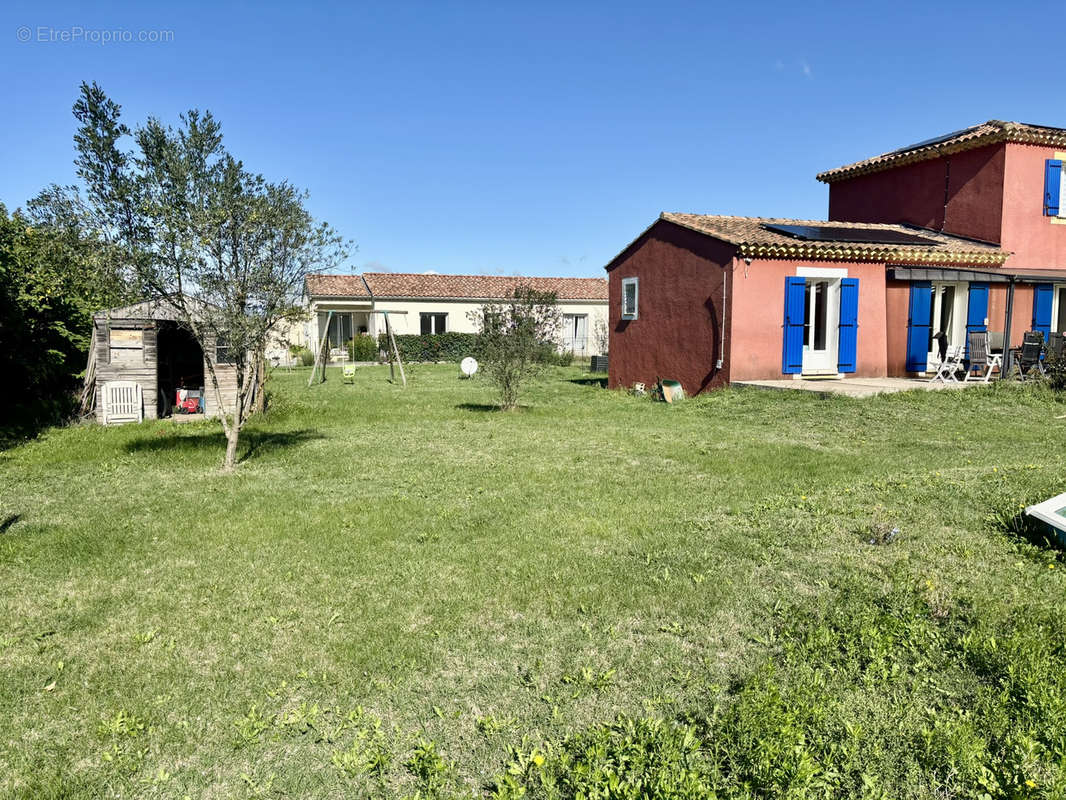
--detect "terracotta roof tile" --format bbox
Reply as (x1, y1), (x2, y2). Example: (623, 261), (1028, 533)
(306, 272), (607, 301)
(305, 274), (372, 297)
(817, 120), (1066, 183)
(660, 213), (1008, 266)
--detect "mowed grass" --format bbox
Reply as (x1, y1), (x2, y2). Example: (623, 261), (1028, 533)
(2, 364), (1066, 798)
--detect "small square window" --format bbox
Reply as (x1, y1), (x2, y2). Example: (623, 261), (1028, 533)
(621, 277), (639, 320)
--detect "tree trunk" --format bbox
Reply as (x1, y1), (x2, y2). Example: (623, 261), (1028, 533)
(254, 354), (267, 414)
(223, 424), (240, 471)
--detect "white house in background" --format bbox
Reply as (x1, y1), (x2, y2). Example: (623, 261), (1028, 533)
(296, 272), (609, 360)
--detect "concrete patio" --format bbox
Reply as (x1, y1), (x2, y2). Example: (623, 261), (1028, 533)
(733, 376), (988, 399)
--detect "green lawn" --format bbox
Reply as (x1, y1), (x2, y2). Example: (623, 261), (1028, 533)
(3, 365), (1066, 799)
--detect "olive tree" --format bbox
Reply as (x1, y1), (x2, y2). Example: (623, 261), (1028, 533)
(52, 82), (346, 469)
(467, 286), (560, 410)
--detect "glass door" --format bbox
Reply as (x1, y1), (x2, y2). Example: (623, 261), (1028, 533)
(926, 282), (966, 368)
(802, 278), (840, 374)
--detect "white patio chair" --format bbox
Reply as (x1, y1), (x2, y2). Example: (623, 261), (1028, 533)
(930, 344), (965, 384)
(103, 381), (143, 425)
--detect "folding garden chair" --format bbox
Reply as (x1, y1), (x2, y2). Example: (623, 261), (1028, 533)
(930, 343), (965, 384)
(1014, 331), (1046, 380)
(964, 330), (1001, 383)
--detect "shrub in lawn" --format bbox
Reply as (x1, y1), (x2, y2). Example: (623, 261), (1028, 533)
(1045, 350), (1066, 391)
(530, 341), (574, 366)
(347, 334), (379, 362)
(469, 287), (561, 410)
(290, 345), (314, 366)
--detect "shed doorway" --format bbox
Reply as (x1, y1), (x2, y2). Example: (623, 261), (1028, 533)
(157, 322), (204, 417)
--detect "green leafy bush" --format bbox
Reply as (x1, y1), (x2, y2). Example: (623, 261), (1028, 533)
(347, 335), (379, 362)
(289, 346), (314, 367)
(378, 332), (478, 363)
(0, 204), (129, 438)
(531, 341), (573, 366)
(1044, 350), (1066, 391)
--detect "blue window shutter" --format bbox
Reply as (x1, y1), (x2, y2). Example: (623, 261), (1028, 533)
(905, 281), (932, 372)
(965, 282), (989, 358)
(782, 277), (806, 374)
(1033, 283), (1054, 339)
(837, 278), (859, 373)
(1046, 160), (1062, 216)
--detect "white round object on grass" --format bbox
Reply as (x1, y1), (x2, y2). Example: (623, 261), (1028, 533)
(460, 357), (478, 376)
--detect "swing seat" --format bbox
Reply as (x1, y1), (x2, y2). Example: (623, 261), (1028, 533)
(342, 364), (356, 384)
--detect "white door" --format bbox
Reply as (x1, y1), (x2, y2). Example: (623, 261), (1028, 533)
(573, 314), (588, 355)
(562, 314), (588, 354)
(802, 278), (840, 375)
(926, 282), (967, 370)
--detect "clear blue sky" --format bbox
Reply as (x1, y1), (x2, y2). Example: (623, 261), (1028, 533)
(1, 0), (1061, 278)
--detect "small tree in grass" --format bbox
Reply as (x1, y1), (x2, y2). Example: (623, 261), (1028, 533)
(42, 82), (346, 470)
(468, 287), (560, 410)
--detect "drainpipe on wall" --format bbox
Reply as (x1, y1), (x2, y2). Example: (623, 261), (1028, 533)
(717, 264), (728, 371)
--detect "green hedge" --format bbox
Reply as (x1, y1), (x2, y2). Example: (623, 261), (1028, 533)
(378, 332), (478, 362)
(376, 332), (578, 364)
(347, 335), (380, 362)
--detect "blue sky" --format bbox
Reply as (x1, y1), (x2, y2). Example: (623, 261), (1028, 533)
(1, 0), (1061, 278)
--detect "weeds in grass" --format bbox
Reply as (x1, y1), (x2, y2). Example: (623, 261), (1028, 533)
(560, 665), (616, 694)
(475, 715), (515, 736)
(5, 368), (1066, 797)
(278, 701), (321, 737)
(331, 710), (392, 779)
(406, 739), (455, 796)
(233, 705), (273, 748)
(493, 577), (1066, 798)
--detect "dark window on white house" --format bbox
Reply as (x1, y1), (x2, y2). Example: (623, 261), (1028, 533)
(621, 277), (638, 319)
(420, 313), (447, 334)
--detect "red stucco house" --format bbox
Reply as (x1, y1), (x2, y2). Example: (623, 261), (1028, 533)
(606, 121), (1066, 394)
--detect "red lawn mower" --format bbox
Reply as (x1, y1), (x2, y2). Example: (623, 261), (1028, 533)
(174, 379), (204, 414)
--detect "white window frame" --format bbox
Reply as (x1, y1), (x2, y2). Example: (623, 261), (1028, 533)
(926, 281), (968, 370)
(1050, 152), (1066, 222)
(1052, 284), (1066, 335)
(621, 277), (639, 320)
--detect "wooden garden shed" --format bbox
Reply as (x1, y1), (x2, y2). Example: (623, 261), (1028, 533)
(85, 300), (239, 424)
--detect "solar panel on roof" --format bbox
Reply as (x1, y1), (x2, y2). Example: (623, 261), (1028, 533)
(763, 223), (938, 246)
(886, 125), (982, 156)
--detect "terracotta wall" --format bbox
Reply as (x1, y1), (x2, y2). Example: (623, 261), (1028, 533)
(729, 258), (889, 381)
(885, 280), (1037, 376)
(988, 282), (1037, 347)
(606, 221), (733, 395)
(828, 144), (1005, 244)
(1001, 143), (1066, 270)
